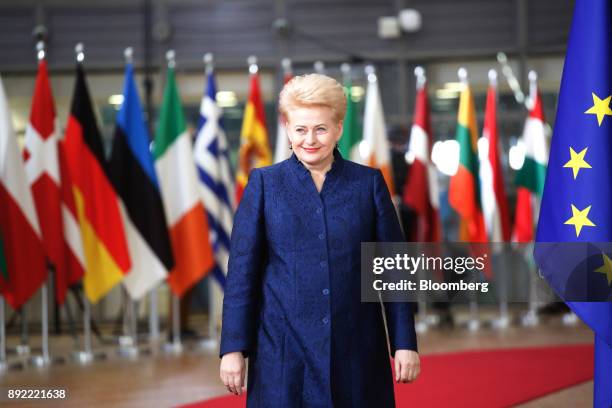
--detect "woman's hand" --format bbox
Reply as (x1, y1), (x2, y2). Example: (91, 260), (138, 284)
(394, 349), (420, 383)
(220, 352), (246, 395)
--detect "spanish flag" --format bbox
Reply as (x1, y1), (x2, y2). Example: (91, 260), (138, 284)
(63, 64), (131, 303)
(235, 69), (271, 203)
(448, 80), (487, 242)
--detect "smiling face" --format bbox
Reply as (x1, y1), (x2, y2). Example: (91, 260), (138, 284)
(285, 105), (343, 169)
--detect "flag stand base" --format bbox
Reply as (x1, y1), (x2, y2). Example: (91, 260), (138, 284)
(163, 341), (183, 354)
(562, 312), (578, 326)
(521, 310), (539, 327)
(195, 338), (217, 352)
(28, 355), (51, 368)
(117, 335), (139, 360)
(71, 351), (94, 365)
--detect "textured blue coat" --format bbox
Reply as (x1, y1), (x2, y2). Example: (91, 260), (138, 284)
(220, 148), (417, 407)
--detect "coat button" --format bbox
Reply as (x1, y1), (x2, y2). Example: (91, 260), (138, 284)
(319, 261), (326, 268)
(322, 288), (329, 295)
(322, 317), (329, 324)
(316, 207), (322, 214)
(318, 233), (324, 240)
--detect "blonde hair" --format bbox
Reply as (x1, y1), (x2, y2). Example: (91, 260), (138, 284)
(278, 73), (347, 124)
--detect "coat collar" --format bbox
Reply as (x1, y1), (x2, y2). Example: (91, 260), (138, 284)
(288, 147), (345, 197)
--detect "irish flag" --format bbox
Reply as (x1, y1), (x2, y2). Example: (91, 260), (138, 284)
(479, 70), (511, 242)
(403, 71), (441, 242)
(235, 63), (271, 203)
(0, 76), (47, 309)
(363, 66), (395, 195)
(513, 73), (549, 242)
(449, 74), (487, 242)
(154, 63), (214, 297)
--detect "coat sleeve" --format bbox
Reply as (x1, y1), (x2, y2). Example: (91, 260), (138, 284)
(219, 168), (266, 358)
(372, 169), (418, 354)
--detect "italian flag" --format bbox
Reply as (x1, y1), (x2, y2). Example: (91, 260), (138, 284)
(403, 76), (441, 242)
(449, 81), (487, 242)
(154, 65), (214, 297)
(513, 79), (548, 242)
(479, 74), (511, 242)
(0, 76), (47, 309)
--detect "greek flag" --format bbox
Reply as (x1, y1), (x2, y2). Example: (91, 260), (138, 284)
(194, 69), (235, 288)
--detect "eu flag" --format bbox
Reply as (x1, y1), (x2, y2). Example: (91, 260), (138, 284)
(535, 1), (612, 406)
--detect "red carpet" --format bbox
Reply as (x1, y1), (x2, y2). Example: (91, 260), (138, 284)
(183, 344), (594, 408)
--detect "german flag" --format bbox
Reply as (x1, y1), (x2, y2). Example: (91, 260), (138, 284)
(63, 64), (131, 303)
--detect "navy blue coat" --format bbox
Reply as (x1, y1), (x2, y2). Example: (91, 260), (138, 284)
(220, 148), (417, 407)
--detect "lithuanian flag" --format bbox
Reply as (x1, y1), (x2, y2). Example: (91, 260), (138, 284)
(449, 81), (487, 242)
(235, 69), (271, 203)
(63, 64), (131, 303)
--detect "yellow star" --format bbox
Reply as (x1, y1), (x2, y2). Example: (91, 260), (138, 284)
(564, 204), (596, 237)
(563, 147), (592, 179)
(584, 92), (612, 126)
(594, 254), (612, 286)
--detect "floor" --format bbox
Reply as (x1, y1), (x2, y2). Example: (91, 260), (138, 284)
(0, 310), (594, 407)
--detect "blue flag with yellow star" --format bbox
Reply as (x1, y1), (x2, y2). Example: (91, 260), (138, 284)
(534, 0), (612, 406)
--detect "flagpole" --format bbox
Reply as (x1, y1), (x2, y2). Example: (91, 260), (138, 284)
(0, 296), (7, 372)
(313, 60), (326, 75)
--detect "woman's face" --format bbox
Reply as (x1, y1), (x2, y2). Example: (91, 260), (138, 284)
(285, 106), (343, 168)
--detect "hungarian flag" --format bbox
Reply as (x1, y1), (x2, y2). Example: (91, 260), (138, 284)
(63, 64), (131, 303)
(403, 76), (441, 242)
(23, 58), (66, 302)
(154, 64), (214, 297)
(449, 81), (487, 242)
(0, 233), (7, 281)
(513, 80), (548, 242)
(108, 63), (174, 300)
(57, 140), (85, 302)
(274, 62), (293, 163)
(363, 71), (395, 195)
(479, 75), (511, 242)
(0, 76), (47, 309)
(235, 69), (271, 203)
(338, 74), (362, 162)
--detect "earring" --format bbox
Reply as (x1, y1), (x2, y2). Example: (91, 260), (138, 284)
(289, 142), (292, 150)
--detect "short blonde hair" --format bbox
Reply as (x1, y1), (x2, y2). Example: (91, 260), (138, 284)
(278, 73), (347, 123)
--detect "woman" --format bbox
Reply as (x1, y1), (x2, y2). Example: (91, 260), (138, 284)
(220, 73), (420, 407)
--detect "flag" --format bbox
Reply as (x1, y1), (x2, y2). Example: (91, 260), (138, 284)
(23, 58), (66, 303)
(195, 68), (235, 287)
(274, 65), (293, 163)
(57, 140), (85, 299)
(513, 80), (549, 242)
(154, 64), (214, 297)
(535, 0), (612, 406)
(0, 232), (7, 282)
(63, 64), (131, 304)
(338, 75), (362, 162)
(403, 76), (441, 242)
(448, 80), (487, 242)
(108, 63), (174, 300)
(235, 69), (271, 203)
(363, 71), (395, 195)
(0, 76), (47, 309)
(480, 77), (511, 242)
